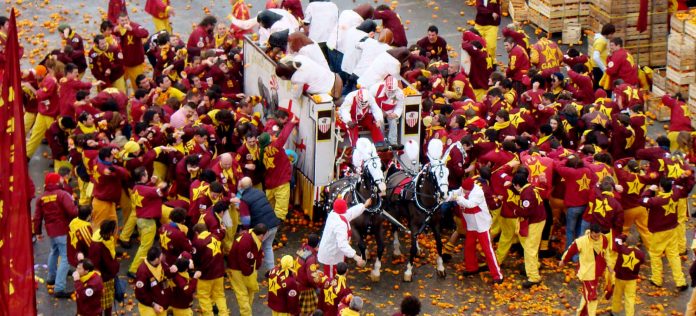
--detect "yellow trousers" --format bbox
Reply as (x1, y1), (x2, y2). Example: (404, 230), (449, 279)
(138, 303), (166, 316)
(577, 295), (598, 316)
(124, 64), (145, 90)
(197, 277), (229, 316)
(520, 221), (544, 283)
(228, 269), (258, 316)
(678, 198), (688, 253)
(223, 207), (239, 253)
(171, 307), (193, 316)
(686, 287), (696, 316)
(119, 208), (137, 243)
(153, 17), (172, 33)
(91, 198), (117, 230)
(129, 218), (157, 273)
(649, 228), (686, 287)
(273, 312), (292, 316)
(153, 161), (168, 181)
(53, 159), (71, 173)
(111, 76), (126, 94)
(26, 113), (55, 158)
(473, 89), (486, 102)
(24, 112), (36, 135)
(266, 182), (290, 221)
(474, 24), (498, 62)
(622, 206), (651, 250)
(494, 217), (519, 263)
(611, 279), (636, 316)
(77, 177), (94, 206)
(489, 207), (501, 238)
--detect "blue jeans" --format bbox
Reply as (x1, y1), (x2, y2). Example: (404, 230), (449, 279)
(47, 235), (69, 292)
(261, 226), (279, 271)
(565, 206), (587, 251)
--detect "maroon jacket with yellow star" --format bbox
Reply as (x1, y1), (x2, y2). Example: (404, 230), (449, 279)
(169, 272), (198, 309)
(133, 183), (165, 219)
(227, 230), (263, 276)
(75, 271), (104, 316)
(613, 242), (644, 281)
(553, 161), (596, 207)
(192, 231), (226, 280)
(582, 189), (623, 236)
(318, 274), (352, 316)
(267, 267), (300, 314)
(640, 176), (695, 233)
(262, 121), (297, 189)
(159, 223), (193, 266)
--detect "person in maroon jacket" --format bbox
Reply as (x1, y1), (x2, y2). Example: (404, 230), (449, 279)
(640, 177), (692, 290)
(26, 59), (62, 159)
(89, 220), (120, 316)
(191, 223), (229, 315)
(128, 167), (169, 275)
(114, 13), (150, 89)
(135, 246), (173, 316)
(228, 224), (267, 316)
(504, 37), (530, 92)
(45, 116), (76, 172)
(33, 172), (79, 298)
(258, 116), (299, 221)
(511, 173), (547, 288)
(267, 255), (301, 315)
(73, 259), (104, 316)
(610, 234), (644, 316)
(474, 0), (500, 61)
(373, 5), (407, 47)
(566, 64), (594, 105)
(203, 201), (229, 242)
(295, 234), (322, 315)
(58, 63), (102, 118)
(416, 25), (448, 62)
(317, 262), (353, 316)
(91, 147), (130, 230)
(554, 155), (597, 253)
(604, 37), (639, 88)
(170, 255), (201, 315)
(159, 208), (193, 266)
(57, 23), (88, 75)
(88, 34), (126, 93)
(186, 16), (216, 58)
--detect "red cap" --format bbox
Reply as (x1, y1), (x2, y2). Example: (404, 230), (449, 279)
(461, 178), (475, 191)
(333, 198), (348, 214)
(594, 88), (607, 100)
(45, 173), (61, 186)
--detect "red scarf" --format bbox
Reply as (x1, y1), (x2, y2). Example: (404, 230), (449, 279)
(338, 214), (352, 239)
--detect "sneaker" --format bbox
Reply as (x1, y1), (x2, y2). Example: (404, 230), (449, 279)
(46, 280), (55, 286)
(539, 249), (557, 259)
(650, 280), (662, 288)
(117, 239), (132, 249)
(462, 269), (480, 277)
(54, 291), (73, 299)
(522, 281), (539, 289)
(493, 277), (504, 285)
(127, 272), (137, 280)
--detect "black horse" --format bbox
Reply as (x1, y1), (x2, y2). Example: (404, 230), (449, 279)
(384, 152), (450, 282)
(322, 145), (388, 281)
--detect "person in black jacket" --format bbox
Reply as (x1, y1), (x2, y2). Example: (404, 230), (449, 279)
(232, 177), (280, 271)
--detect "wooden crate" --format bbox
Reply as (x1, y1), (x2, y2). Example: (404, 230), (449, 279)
(689, 83), (696, 100)
(591, 6), (668, 28)
(646, 96), (670, 122)
(667, 52), (696, 72)
(666, 67), (695, 85)
(652, 85), (666, 97)
(509, 0), (529, 21)
(528, 9), (588, 33)
(562, 21), (582, 44)
(528, 0), (590, 19)
(685, 20), (696, 39)
(592, 0), (667, 14)
(666, 78), (690, 96)
(653, 68), (666, 90)
(671, 11), (693, 33)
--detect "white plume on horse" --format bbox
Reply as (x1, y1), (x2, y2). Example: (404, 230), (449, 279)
(403, 139), (419, 162)
(427, 138), (444, 161)
(352, 138), (377, 171)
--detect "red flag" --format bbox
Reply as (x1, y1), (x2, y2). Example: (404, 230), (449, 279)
(0, 9), (37, 316)
(637, 0), (649, 32)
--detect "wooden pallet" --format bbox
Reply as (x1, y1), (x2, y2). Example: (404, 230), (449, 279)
(527, 9), (588, 33)
(509, 0), (529, 21)
(652, 85), (666, 97)
(667, 52), (696, 72)
(666, 67), (696, 85)
(590, 5), (668, 27)
(592, 0), (668, 15)
(653, 68), (666, 90)
(528, 0), (590, 19)
(666, 78), (690, 96)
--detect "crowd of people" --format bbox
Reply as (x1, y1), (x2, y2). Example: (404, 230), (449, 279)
(4, 0), (696, 314)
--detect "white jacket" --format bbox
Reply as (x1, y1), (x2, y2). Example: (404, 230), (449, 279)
(328, 10), (363, 52)
(450, 185), (492, 232)
(290, 54), (335, 98)
(357, 52), (401, 88)
(317, 203), (366, 265)
(304, 1), (339, 44)
(339, 89), (384, 124)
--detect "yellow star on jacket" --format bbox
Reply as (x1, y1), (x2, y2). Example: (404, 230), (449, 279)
(664, 197), (678, 216)
(160, 231), (171, 250)
(191, 184), (210, 201)
(506, 189), (520, 205)
(621, 250), (639, 270)
(528, 160), (547, 178)
(590, 199), (611, 217)
(268, 277), (281, 295)
(131, 190), (145, 208)
(576, 174), (591, 191)
(207, 238), (222, 256)
(667, 163), (683, 179)
(627, 177), (643, 195)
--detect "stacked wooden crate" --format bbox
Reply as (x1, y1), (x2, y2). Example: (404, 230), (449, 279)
(666, 11), (696, 98)
(588, 0), (668, 67)
(508, 0), (529, 22)
(527, 0), (589, 33)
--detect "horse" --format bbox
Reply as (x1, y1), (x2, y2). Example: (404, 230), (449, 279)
(321, 139), (389, 281)
(384, 140), (451, 282)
